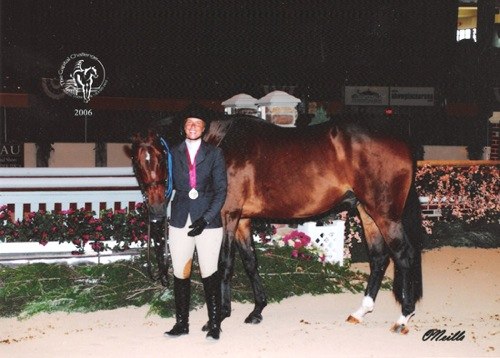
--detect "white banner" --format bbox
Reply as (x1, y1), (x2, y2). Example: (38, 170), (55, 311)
(390, 87), (434, 106)
(345, 86), (389, 106)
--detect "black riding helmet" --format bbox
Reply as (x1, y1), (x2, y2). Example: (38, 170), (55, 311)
(178, 102), (214, 136)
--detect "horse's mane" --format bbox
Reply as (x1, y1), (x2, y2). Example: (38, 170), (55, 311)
(217, 114), (333, 151)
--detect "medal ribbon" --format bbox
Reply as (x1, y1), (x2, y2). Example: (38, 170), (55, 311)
(186, 148), (197, 190)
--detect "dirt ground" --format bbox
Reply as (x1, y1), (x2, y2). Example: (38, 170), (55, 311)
(1, 247), (498, 357)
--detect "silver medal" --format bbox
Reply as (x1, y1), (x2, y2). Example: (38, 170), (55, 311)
(188, 188), (199, 199)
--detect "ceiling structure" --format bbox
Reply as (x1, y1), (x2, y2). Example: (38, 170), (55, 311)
(1, 0), (458, 101)
(1, 0), (497, 145)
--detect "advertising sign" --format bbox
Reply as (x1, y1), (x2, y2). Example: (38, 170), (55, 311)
(0, 142), (23, 167)
(390, 87), (434, 106)
(344, 86), (389, 106)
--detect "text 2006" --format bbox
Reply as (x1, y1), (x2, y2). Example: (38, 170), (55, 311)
(74, 109), (93, 117)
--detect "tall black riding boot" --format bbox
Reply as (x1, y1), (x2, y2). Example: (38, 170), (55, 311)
(164, 277), (190, 337)
(202, 272), (222, 340)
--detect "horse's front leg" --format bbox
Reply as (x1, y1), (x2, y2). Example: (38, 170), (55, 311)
(220, 229), (236, 321)
(154, 240), (169, 287)
(151, 220), (169, 287)
(235, 219), (267, 324)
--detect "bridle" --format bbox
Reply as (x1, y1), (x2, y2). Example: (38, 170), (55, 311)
(132, 134), (173, 287)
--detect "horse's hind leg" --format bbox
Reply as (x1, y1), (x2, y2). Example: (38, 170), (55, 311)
(347, 204), (390, 324)
(387, 227), (419, 334)
(352, 205), (420, 334)
(235, 218), (267, 324)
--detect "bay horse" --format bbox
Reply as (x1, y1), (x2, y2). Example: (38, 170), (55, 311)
(130, 114), (424, 334)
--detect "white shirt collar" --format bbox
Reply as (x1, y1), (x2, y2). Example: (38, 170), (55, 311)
(185, 139), (201, 163)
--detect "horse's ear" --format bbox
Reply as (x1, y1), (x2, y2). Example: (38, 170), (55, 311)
(130, 132), (142, 143)
(147, 129), (157, 140)
(123, 144), (133, 158)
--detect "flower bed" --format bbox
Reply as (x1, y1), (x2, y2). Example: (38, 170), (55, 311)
(0, 203), (150, 254)
(416, 164), (499, 228)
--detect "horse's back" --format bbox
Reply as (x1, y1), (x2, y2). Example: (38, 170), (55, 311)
(220, 116), (411, 219)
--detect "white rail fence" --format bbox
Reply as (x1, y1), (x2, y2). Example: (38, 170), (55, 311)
(0, 167), (143, 221)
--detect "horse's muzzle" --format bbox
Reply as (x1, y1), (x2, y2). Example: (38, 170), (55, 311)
(148, 203), (167, 222)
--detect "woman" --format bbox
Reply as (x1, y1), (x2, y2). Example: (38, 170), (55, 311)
(164, 105), (227, 340)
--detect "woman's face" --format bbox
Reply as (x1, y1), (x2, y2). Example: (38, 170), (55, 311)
(184, 117), (206, 140)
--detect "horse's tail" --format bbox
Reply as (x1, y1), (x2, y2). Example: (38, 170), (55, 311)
(394, 182), (424, 303)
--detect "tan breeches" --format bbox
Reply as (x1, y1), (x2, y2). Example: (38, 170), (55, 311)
(169, 215), (223, 279)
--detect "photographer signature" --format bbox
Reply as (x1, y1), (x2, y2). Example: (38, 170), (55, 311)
(422, 329), (466, 341)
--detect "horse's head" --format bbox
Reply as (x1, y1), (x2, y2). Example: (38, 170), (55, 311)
(129, 130), (172, 222)
(87, 66), (98, 78)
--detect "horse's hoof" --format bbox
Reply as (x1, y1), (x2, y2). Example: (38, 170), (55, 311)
(390, 323), (410, 335)
(346, 315), (361, 324)
(244, 313), (263, 324)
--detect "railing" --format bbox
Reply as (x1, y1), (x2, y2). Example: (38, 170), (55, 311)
(0, 167), (143, 221)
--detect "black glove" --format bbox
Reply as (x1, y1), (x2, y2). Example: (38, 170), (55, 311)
(187, 217), (208, 237)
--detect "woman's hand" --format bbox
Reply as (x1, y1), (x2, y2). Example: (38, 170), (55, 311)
(187, 217), (208, 236)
